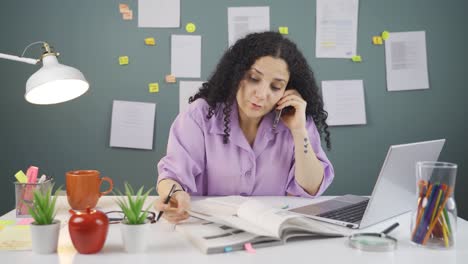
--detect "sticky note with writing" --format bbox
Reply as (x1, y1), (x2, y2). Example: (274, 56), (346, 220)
(119, 4), (129, 13)
(372, 36), (383, 45)
(149, 83), (159, 93)
(145, 37), (156, 46)
(122, 10), (133, 20)
(119, 56), (129, 65)
(165, 75), (176, 83)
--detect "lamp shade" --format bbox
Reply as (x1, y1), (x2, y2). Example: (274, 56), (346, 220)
(25, 55), (89, 105)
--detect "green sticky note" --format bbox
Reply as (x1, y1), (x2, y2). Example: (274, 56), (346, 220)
(14, 170), (28, 183)
(381, 31), (390, 40)
(185, 22), (196, 33)
(278, 26), (289, 35)
(351, 55), (362, 62)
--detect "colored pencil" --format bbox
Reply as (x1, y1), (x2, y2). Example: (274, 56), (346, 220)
(411, 183), (433, 241)
(416, 183), (439, 243)
(422, 187), (454, 245)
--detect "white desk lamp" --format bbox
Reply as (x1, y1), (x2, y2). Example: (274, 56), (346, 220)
(0, 41), (89, 105)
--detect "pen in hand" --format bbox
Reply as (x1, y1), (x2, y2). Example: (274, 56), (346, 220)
(156, 184), (177, 222)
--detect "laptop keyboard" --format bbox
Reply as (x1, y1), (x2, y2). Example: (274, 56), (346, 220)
(317, 199), (369, 223)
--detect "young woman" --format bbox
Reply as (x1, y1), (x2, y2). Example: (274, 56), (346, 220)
(155, 31), (333, 223)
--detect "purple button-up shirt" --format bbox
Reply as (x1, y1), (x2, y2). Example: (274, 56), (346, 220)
(157, 99), (334, 198)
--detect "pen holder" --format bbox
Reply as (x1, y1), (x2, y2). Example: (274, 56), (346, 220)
(14, 181), (52, 218)
(410, 161), (457, 249)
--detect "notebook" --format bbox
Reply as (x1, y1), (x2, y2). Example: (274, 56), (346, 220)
(177, 198), (350, 254)
(290, 139), (445, 229)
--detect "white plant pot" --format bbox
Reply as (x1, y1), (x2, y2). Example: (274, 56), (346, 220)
(120, 222), (150, 253)
(30, 220), (61, 254)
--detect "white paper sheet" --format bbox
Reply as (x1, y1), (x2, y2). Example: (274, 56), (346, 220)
(138, 0), (180, 28)
(179, 81), (205, 114)
(322, 80), (366, 126)
(385, 31), (429, 91)
(227, 6), (270, 46)
(316, 0), (359, 58)
(110, 100), (156, 150)
(171, 35), (202, 78)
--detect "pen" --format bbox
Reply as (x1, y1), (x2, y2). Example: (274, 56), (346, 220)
(381, 222), (399, 235)
(156, 184), (177, 222)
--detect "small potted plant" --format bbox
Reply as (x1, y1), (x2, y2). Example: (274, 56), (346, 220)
(115, 182), (153, 253)
(28, 184), (61, 254)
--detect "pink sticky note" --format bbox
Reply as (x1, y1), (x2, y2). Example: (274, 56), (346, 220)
(122, 10), (133, 20)
(17, 218), (34, 225)
(119, 4), (129, 13)
(244, 243), (256, 253)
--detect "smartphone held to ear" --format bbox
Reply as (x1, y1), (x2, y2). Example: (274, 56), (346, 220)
(273, 106), (294, 129)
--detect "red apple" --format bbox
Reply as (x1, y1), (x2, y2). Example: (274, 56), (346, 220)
(68, 208), (109, 254)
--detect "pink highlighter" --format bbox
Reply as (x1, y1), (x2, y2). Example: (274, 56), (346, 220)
(21, 166), (39, 216)
(26, 166), (39, 183)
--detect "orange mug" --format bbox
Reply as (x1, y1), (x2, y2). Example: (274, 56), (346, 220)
(66, 170), (113, 210)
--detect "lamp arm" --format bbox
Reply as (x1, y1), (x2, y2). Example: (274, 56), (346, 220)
(0, 52), (38, 65)
(0, 41), (51, 65)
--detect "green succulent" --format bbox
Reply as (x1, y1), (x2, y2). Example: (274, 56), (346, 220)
(115, 182), (153, 225)
(28, 184), (61, 225)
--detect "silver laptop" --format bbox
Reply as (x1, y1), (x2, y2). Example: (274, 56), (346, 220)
(290, 139), (445, 229)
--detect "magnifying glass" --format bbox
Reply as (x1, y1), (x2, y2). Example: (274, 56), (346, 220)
(348, 222), (399, 252)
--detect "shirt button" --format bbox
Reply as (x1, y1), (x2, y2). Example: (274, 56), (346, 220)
(245, 170), (251, 177)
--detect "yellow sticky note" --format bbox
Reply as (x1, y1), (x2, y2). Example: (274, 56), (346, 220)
(278, 27), (289, 35)
(149, 83), (159, 93)
(0, 225), (32, 250)
(119, 4), (129, 13)
(144, 37), (156, 46)
(119, 56), (129, 65)
(165, 75), (176, 83)
(381, 31), (390, 40)
(372, 36), (383, 45)
(122, 10), (133, 20)
(185, 23), (196, 33)
(351, 55), (362, 62)
(0, 220), (15, 230)
(0, 220), (15, 226)
(14, 170), (28, 183)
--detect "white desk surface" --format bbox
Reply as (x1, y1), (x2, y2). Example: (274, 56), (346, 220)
(1, 195), (467, 264)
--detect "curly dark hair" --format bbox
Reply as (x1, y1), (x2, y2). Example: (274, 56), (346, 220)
(189, 31), (331, 150)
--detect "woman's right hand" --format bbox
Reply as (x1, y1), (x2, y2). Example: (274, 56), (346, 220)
(154, 191), (191, 223)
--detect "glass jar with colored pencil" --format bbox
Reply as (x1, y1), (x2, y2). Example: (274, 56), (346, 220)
(410, 161), (457, 249)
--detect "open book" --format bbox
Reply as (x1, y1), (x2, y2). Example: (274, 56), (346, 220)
(176, 196), (350, 254)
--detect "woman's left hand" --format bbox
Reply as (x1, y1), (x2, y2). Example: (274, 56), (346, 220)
(276, 89), (307, 132)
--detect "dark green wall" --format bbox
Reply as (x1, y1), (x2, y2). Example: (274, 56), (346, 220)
(1, 0), (467, 219)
